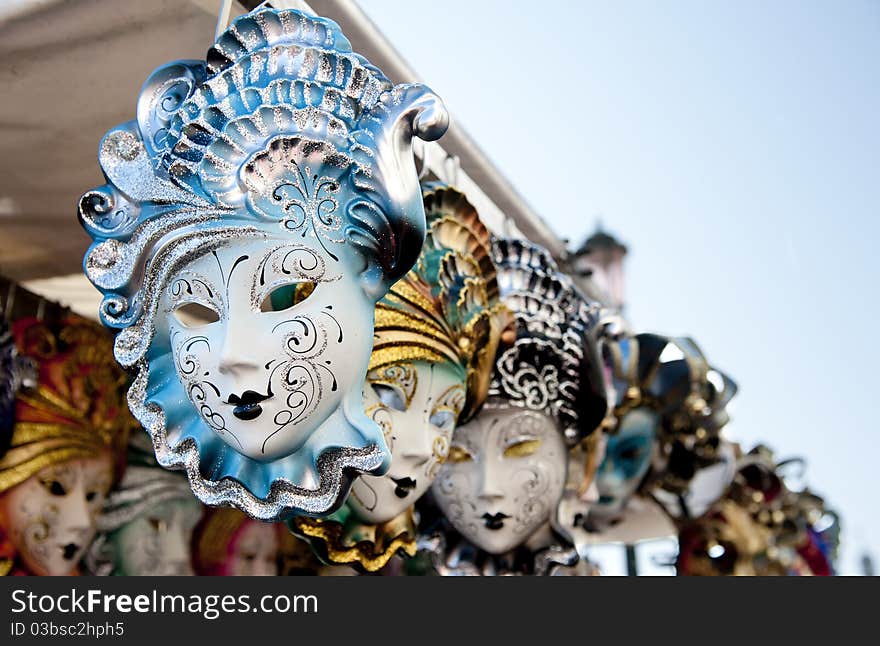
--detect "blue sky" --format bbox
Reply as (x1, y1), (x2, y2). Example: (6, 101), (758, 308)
(360, 0), (880, 574)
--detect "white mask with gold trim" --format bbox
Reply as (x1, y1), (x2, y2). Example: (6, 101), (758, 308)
(350, 361), (464, 524)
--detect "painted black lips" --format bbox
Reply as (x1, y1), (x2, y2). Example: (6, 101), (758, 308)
(228, 390), (270, 421)
(482, 512), (510, 530)
(392, 476), (417, 498)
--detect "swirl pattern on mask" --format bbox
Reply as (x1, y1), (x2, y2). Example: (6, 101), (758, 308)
(488, 238), (608, 444)
(77, 6), (448, 519)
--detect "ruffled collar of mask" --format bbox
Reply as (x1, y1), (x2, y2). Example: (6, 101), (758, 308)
(289, 506), (418, 573)
(416, 518), (579, 576)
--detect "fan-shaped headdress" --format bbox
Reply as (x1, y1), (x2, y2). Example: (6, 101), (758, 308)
(0, 317), (133, 494)
(487, 239), (608, 443)
(369, 183), (512, 421)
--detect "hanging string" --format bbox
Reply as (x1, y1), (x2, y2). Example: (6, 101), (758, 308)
(443, 154), (461, 188)
(215, 0), (234, 39)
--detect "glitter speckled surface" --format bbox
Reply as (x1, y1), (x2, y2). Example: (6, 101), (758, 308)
(77, 6), (448, 519)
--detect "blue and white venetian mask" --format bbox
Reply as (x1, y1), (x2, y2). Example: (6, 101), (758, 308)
(79, 7), (448, 520)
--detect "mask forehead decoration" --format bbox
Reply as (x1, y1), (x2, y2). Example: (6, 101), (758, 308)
(487, 238), (607, 441)
(78, 7), (448, 520)
(291, 184), (511, 571)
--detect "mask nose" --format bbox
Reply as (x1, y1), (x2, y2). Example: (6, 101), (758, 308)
(217, 322), (261, 376)
(161, 521), (193, 575)
(57, 486), (95, 539)
(601, 458), (615, 474)
(400, 427), (435, 466)
(477, 458), (505, 503)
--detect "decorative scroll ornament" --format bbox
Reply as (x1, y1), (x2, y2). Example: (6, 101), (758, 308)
(78, 7), (448, 520)
(487, 238), (608, 443)
(290, 183), (511, 571)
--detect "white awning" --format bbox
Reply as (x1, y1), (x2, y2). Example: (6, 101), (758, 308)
(0, 0), (564, 292)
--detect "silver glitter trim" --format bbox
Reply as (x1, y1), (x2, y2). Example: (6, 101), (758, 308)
(128, 364), (383, 520)
(487, 238), (607, 442)
(79, 6), (449, 519)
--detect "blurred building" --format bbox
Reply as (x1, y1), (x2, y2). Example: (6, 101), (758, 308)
(570, 228), (629, 311)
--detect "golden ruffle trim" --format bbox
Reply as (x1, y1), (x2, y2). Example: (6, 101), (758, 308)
(292, 510), (417, 573)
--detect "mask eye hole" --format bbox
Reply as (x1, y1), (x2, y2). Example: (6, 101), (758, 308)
(447, 445), (473, 463)
(148, 517), (167, 533)
(260, 282), (316, 313)
(371, 383), (407, 412)
(173, 302), (220, 328)
(428, 410), (456, 432)
(41, 479), (66, 496)
(616, 441), (647, 463)
(503, 439), (542, 459)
